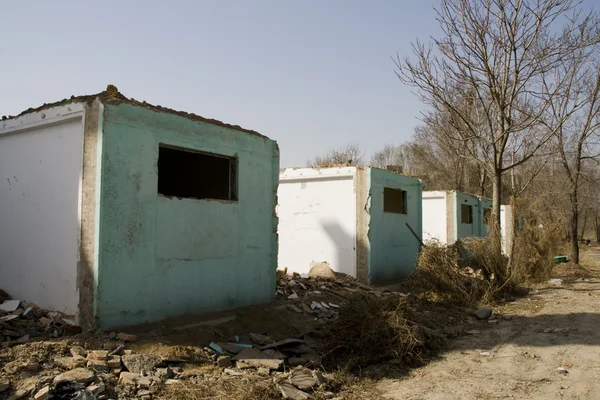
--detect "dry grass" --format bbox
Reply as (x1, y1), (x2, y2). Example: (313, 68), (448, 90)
(157, 364), (386, 400)
(157, 366), (280, 400)
(320, 294), (436, 370)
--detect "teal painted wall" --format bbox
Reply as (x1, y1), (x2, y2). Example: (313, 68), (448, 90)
(478, 198), (492, 236)
(96, 103), (279, 328)
(454, 192), (481, 240)
(366, 168), (422, 283)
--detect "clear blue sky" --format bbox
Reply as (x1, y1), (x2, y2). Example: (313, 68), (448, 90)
(1, 1), (442, 167)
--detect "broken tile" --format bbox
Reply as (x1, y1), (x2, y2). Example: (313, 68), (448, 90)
(288, 291), (299, 300)
(0, 300), (20, 312)
(209, 342), (225, 354)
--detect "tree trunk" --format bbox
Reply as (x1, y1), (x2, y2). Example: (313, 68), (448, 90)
(492, 171), (502, 227)
(569, 193), (580, 264)
(595, 212), (600, 244)
(579, 211), (587, 241)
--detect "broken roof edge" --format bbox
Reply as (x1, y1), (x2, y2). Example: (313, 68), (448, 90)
(2, 85), (269, 140)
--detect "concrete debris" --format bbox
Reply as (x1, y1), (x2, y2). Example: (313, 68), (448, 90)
(288, 291), (299, 300)
(475, 307), (493, 320)
(118, 371), (139, 386)
(308, 262), (336, 280)
(0, 300), (20, 312)
(53, 368), (96, 385)
(558, 367), (569, 375)
(233, 348), (284, 370)
(54, 356), (86, 370)
(32, 385), (50, 400)
(121, 354), (163, 374)
(116, 332), (137, 342)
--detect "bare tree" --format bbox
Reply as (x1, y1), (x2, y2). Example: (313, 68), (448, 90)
(308, 143), (365, 167)
(539, 17), (600, 263)
(395, 0), (597, 238)
(370, 144), (408, 171)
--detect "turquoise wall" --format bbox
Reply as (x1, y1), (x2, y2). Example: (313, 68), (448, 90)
(96, 103), (279, 328)
(366, 168), (422, 283)
(454, 191), (481, 240)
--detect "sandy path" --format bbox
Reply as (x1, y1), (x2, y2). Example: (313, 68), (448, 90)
(378, 248), (600, 400)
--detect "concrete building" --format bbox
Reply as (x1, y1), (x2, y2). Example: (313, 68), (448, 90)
(0, 86), (279, 329)
(277, 166), (422, 284)
(500, 205), (514, 256)
(422, 191), (492, 244)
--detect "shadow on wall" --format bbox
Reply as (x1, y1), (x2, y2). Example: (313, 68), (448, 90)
(321, 221), (355, 278)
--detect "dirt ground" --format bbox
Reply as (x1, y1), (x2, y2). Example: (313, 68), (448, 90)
(377, 247), (600, 400)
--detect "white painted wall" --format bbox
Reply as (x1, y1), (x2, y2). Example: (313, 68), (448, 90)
(0, 104), (85, 316)
(500, 205), (513, 255)
(277, 167), (357, 277)
(422, 191), (448, 244)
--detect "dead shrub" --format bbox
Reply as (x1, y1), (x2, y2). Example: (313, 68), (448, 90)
(321, 294), (433, 369)
(403, 237), (512, 307)
(509, 199), (565, 284)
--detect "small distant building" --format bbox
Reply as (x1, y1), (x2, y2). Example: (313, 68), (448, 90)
(0, 86), (279, 329)
(277, 166), (422, 284)
(422, 191), (492, 244)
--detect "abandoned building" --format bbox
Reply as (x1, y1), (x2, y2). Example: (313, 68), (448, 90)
(277, 166), (422, 284)
(0, 86), (279, 329)
(422, 190), (492, 244)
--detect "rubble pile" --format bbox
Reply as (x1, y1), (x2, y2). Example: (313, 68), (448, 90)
(274, 264), (408, 323)
(0, 265), (431, 400)
(0, 293), (82, 348)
